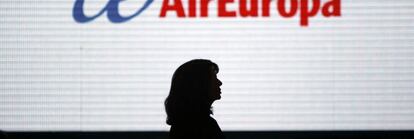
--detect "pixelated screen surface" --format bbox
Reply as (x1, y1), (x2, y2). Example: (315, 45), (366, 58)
(1, 0), (413, 131)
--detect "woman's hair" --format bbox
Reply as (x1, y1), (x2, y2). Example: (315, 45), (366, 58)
(165, 59), (219, 125)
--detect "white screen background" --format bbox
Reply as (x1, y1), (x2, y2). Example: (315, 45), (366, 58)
(1, 0), (414, 131)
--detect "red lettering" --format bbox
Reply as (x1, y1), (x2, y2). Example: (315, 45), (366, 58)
(240, 0), (258, 17)
(218, 0), (236, 17)
(278, 0), (298, 17)
(262, 0), (271, 17)
(158, 0), (342, 27)
(322, 0), (341, 16)
(159, 0), (185, 17)
(201, 0), (212, 17)
(300, 0), (320, 26)
(189, 0), (196, 17)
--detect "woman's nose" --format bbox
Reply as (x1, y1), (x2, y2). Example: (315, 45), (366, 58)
(218, 79), (222, 86)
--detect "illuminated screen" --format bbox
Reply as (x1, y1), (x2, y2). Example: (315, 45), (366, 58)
(1, 0), (413, 131)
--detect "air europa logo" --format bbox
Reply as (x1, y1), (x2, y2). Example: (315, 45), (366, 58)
(73, 0), (341, 27)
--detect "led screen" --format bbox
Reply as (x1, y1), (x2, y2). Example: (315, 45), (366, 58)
(1, 0), (413, 131)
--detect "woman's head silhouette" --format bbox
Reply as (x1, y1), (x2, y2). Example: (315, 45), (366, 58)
(165, 59), (222, 125)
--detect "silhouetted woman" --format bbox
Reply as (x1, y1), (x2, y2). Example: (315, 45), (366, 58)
(165, 59), (224, 139)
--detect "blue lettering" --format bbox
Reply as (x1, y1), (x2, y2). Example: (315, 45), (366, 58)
(73, 0), (154, 23)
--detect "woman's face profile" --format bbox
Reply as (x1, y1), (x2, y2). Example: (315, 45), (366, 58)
(209, 69), (222, 101)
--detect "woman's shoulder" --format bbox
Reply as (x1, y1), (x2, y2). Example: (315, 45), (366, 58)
(205, 116), (226, 139)
(169, 116), (225, 139)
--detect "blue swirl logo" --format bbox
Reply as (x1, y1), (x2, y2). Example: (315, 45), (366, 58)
(73, 0), (154, 23)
